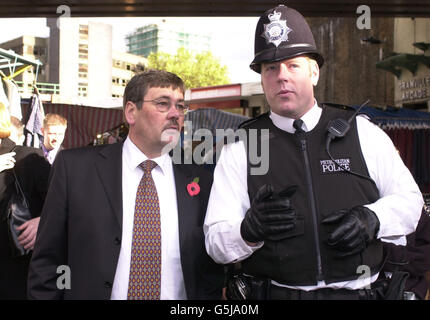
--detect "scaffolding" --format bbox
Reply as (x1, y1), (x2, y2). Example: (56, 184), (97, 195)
(0, 47), (42, 82)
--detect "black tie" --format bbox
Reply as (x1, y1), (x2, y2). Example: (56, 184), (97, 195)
(293, 119), (305, 134)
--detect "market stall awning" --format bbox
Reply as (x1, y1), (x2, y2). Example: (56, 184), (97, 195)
(357, 105), (430, 129)
(185, 107), (249, 136)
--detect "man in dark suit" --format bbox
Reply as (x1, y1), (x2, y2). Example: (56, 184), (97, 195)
(0, 126), (50, 300)
(28, 70), (223, 300)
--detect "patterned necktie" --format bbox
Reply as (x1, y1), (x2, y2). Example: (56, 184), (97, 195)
(293, 119), (305, 134)
(127, 160), (161, 300)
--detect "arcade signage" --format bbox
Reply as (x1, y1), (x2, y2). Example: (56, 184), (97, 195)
(399, 73), (430, 102)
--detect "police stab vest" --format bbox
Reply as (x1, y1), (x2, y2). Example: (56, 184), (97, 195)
(240, 105), (383, 286)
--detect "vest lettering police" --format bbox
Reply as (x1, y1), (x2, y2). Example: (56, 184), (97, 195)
(240, 105), (383, 286)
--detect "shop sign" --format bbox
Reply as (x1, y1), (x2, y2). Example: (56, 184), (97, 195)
(399, 73), (430, 102)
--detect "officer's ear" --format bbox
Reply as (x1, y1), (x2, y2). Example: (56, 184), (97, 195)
(309, 58), (319, 87)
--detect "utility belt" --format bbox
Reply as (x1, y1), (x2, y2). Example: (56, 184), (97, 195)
(226, 268), (409, 300)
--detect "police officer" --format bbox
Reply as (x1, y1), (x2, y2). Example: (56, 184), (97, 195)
(204, 5), (424, 299)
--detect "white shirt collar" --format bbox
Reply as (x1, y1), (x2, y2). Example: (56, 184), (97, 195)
(44, 146), (60, 164)
(269, 101), (322, 133)
(123, 136), (171, 175)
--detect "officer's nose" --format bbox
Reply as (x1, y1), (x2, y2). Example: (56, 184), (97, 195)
(278, 62), (291, 81)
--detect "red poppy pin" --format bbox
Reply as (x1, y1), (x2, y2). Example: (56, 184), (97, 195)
(187, 177), (200, 197)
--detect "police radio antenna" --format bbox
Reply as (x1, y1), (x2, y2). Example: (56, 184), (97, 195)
(348, 99), (370, 124)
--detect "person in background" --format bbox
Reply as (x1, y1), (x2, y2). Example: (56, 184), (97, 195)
(9, 116), (25, 146)
(204, 5), (424, 300)
(41, 113), (67, 165)
(0, 103), (50, 299)
(382, 208), (430, 300)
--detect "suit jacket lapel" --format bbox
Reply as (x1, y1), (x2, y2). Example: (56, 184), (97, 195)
(172, 163), (194, 252)
(95, 142), (123, 229)
(0, 138), (16, 153)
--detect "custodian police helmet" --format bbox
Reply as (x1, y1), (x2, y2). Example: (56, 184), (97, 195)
(250, 4), (324, 73)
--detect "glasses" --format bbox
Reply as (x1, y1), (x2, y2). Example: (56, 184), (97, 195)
(142, 98), (189, 115)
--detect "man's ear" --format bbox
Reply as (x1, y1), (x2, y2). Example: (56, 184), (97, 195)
(124, 101), (137, 126)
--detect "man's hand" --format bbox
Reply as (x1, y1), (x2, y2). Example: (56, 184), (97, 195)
(16, 217), (40, 250)
(0, 152), (16, 172)
(322, 206), (380, 257)
(241, 184), (298, 243)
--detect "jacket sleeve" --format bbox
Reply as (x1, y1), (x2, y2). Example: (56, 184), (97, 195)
(29, 152), (50, 217)
(27, 151), (68, 299)
(13, 148), (50, 218)
(383, 211), (430, 276)
(410, 211), (430, 275)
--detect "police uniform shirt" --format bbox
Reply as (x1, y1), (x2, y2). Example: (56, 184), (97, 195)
(204, 102), (423, 290)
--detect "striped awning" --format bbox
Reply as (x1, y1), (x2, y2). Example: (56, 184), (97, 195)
(21, 104), (251, 150)
(357, 105), (430, 130)
(185, 108), (249, 136)
(22, 101), (124, 149)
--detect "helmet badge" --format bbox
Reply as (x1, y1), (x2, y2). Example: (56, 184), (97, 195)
(261, 9), (292, 47)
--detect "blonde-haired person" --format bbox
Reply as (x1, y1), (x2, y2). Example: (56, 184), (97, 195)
(41, 113), (67, 165)
(0, 103), (50, 299)
(9, 116), (25, 146)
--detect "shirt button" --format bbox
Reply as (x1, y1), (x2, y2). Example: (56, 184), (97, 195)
(104, 281), (112, 288)
(114, 237), (121, 245)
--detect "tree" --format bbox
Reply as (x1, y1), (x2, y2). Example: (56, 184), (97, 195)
(146, 47), (230, 88)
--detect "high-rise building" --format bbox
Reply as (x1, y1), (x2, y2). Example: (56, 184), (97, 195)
(43, 18), (146, 103)
(126, 21), (211, 57)
(47, 18), (113, 101)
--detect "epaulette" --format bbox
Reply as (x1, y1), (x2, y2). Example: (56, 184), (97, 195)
(238, 111), (270, 129)
(321, 102), (356, 112)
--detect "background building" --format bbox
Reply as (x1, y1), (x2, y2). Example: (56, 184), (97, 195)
(307, 16), (429, 111)
(391, 18), (430, 110)
(112, 51), (147, 98)
(0, 35), (48, 93)
(47, 18), (113, 101)
(308, 17), (395, 109)
(126, 20), (211, 57)
(0, 19), (147, 104)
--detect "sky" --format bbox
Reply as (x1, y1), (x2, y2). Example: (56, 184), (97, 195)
(0, 16), (261, 84)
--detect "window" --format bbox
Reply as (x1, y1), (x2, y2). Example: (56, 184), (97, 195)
(79, 25), (88, 35)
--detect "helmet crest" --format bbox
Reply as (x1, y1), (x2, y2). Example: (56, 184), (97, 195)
(261, 9), (292, 47)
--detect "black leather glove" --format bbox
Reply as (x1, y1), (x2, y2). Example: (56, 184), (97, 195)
(240, 184), (298, 243)
(322, 206), (380, 257)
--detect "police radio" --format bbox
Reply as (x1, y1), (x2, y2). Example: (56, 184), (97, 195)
(325, 99), (374, 182)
